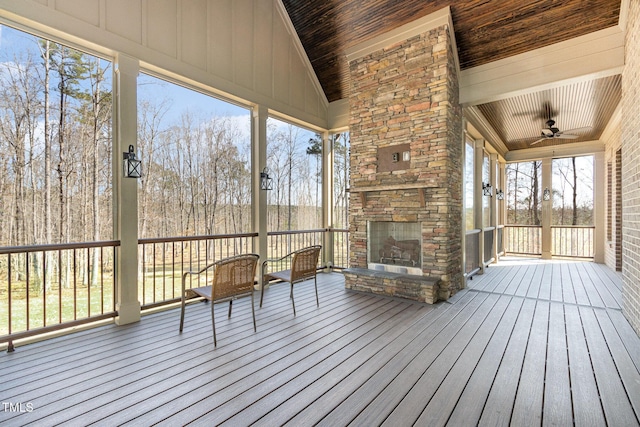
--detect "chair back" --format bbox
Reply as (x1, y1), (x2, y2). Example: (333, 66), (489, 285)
(211, 253), (259, 300)
(291, 245), (321, 283)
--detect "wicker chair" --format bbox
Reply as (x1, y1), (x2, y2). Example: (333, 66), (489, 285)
(179, 253), (259, 346)
(260, 245), (322, 315)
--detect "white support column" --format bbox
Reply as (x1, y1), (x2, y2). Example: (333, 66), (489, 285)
(593, 152), (605, 263)
(498, 161), (506, 257)
(322, 131), (333, 271)
(474, 140), (485, 273)
(541, 158), (553, 259)
(114, 53), (141, 325)
(252, 105), (268, 286)
(490, 153), (498, 262)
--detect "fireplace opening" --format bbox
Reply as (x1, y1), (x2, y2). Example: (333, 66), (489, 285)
(367, 221), (422, 275)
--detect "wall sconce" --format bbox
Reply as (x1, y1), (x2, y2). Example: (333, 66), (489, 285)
(482, 182), (493, 197)
(123, 145), (141, 178)
(260, 167), (272, 190)
(543, 187), (551, 201)
(496, 189), (504, 200)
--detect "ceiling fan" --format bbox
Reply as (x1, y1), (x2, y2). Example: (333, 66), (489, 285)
(530, 119), (591, 145)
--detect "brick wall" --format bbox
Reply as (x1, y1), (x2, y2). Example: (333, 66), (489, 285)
(622, 0), (640, 335)
(604, 126), (622, 271)
(347, 24), (463, 300)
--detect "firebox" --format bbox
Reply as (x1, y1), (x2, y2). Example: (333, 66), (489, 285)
(367, 221), (422, 275)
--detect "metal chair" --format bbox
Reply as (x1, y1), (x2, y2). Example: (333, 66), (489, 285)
(179, 253), (259, 346)
(260, 245), (321, 315)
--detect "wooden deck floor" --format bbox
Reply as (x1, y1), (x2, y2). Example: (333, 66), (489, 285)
(1, 258), (639, 426)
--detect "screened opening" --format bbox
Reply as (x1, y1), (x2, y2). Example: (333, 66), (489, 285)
(266, 117), (322, 232)
(137, 73), (251, 238)
(0, 24), (113, 246)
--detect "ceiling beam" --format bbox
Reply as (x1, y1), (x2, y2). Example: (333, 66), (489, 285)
(460, 26), (624, 106)
(505, 140), (604, 163)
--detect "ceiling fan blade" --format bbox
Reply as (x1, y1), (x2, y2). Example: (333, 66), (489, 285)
(555, 134), (579, 139)
(530, 138), (545, 146)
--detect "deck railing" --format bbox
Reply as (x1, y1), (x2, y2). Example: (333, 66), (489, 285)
(138, 233), (257, 309)
(504, 225), (542, 256)
(1, 229), (351, 348)
(0, 241), (119, 351)
(504, 225), (594, 259)
(331, 228), (349, 270)
(552, 225), (595, 259)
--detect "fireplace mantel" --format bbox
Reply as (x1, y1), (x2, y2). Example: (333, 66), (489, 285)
(350, 183), (438, 207)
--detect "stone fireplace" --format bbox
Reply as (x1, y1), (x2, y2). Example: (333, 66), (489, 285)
(344, 9), (463, 304)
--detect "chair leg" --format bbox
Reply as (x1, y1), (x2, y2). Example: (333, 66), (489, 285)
(314, 276), (319, 307)
(290, 282), (296, 316)
(211, 301), (217, 347)
(251, 294), (257, 332)
(179, 295), (186, 332)
(228, 300), (233, 318)
(260, 279), (266, 308)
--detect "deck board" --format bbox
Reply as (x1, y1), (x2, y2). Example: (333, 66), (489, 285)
(381, 295), (509, 426)
(416, 297), (524, 427)
(543, 301), (573, 426)
(565, 305), (607, 425)
(1, 259), (639, 426)
(580, 306), (638, 426)
(474, 298), (536, 426)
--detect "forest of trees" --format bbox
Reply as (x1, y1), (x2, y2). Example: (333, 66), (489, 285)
(506, 156), (594, 226)
(0, 36), (112, 247)
(0, 27), (350, 248)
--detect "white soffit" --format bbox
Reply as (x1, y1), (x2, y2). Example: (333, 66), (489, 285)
(344, 6), (460, 75)
(460, 25), (624, 106)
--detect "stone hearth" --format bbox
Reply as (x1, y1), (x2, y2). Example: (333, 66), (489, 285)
(345, 11), (463, 303)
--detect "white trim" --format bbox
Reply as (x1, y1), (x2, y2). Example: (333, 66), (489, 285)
(344, 6), (460, 75)
(620, 0), (630, 34)
(460, 26), (624, 106)
(464, 106), (509, 159)
(274, 0), (329, 106)
(505, 140), (604, 162)
(601, 101), (622, 144)
(328, 99), (350, 130)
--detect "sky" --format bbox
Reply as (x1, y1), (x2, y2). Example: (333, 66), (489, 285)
(0, 23), (316, 153)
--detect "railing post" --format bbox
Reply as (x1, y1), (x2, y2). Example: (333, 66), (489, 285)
(113, 53), (141, 325)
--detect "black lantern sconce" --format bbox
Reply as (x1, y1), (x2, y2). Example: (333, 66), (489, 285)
(260, 167), (273, 191)
(123, 145), (141, 178)
(496, 189), (504, 200)
(482, 182), (493, 197)
(543, 187), (551, 201)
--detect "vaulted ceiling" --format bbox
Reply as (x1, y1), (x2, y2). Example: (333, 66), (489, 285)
(281, 0), (622, 153)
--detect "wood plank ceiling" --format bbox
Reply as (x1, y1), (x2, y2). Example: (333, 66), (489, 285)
(282, 0), (622, 152)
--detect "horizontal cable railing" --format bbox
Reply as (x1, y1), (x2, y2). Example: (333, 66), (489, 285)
(0, 241), (119, 351)
(552, 225), (594, 259)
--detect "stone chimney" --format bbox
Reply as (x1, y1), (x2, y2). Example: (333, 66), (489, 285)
(345, 12), (463, 303)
